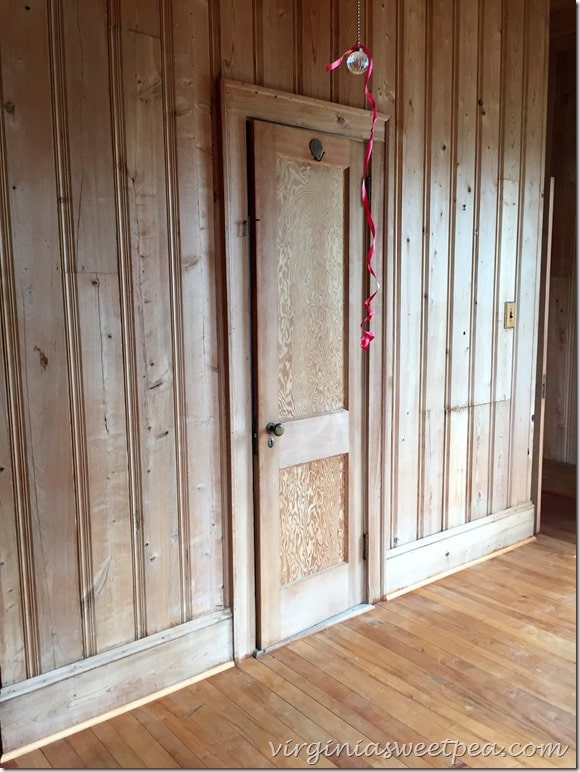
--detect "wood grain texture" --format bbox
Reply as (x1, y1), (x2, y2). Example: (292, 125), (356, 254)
(222, 70), (386, 657)
(391, 0), (427, 548)
(63, 0), (135, 654)
(63, 0), (118, 275)
(160, 0), (191, 621)
(258, 0), (297, 92)
(445, 0), (478, 531)
(371, 0), (396, 111)
(544, 44), (576, 465)
(334, 0), (370, 109)
(300, 0), (332, 101)
(121, 7), (181, 634)
(468, 0), (501, 521)
(0, 0), (552, 750)
(171, 0), (226, 617)
(280, 455), (347, 585)
(490, 0), (525, 514)
(277, 157), (346, 419)
(250, 118), (365, 650)
(8, 520), (575, 769)
(48, 0), (97, 658)
(509, 0), (549, 506)
(420, 0), (453, 538)
(75, 273), (135, 651)
(531, 176), (554, 528)
(370, 0), (396, 601)
(219, 0), (255, 82)
(107, 0), (147, 640)
(0, 50), (38, 684)
(220, 85), (257, 658)
(386, 505), (535, 597)
(364, 135), (390, 603)
(1, 0), (83, 673)
(0, 612), (232, 756)
(0, 320), (26, 687)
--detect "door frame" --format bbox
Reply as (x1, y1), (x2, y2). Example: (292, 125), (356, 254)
(531, 176), (555, 530)
(220, 78), (391, 659)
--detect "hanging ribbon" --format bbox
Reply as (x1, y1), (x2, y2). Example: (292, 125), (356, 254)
(326, 43), (379, 350)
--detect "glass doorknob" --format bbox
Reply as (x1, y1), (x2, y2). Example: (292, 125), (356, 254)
(266, 422), (285, 437)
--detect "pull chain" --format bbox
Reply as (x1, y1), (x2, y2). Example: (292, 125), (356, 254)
(326, 0), (379, 349)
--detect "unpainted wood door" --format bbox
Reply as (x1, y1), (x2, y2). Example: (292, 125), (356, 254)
(250, 119), (366, 650)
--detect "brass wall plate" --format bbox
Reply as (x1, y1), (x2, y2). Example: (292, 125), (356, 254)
(504, 301), (516, 329)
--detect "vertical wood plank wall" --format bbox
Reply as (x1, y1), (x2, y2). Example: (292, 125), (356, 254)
(543, 20), (576, 465)
(0, 0), (227, 691)
(0, 0), (549, 737)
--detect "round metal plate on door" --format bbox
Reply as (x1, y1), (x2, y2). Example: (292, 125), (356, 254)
(309, 138), (325, 162)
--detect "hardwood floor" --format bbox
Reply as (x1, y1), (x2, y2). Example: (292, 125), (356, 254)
(5, 497), (576, 769)
(542, 459), (576, 499)
(540, 491), (576, 542)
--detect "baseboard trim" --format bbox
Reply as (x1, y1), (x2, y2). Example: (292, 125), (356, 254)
(386, 536), (536, 600)
(0, 610), (233, 757)
(384, 504), (535, 598)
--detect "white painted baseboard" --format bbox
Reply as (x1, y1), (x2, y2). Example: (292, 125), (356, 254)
(384, 504), (535, 598)
(0, 610), (233, 756)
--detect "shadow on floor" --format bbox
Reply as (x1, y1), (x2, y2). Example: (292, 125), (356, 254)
(540, 490), (577, 543)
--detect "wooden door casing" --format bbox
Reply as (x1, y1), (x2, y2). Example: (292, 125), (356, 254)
(221, 79), (388, 659)
(250, 120), (366, 650)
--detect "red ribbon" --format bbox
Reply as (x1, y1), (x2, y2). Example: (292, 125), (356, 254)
(327, 43), (379, 350)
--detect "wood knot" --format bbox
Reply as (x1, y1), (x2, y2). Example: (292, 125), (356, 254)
(33, 345), (48, 370)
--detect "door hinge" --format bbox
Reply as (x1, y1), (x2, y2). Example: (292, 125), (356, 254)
(541, 373), (547, 399)
(252, 416), (258, 455)
(362, 532), (369, 561)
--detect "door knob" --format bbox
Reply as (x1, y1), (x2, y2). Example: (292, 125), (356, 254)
(266, 422), (285, 437)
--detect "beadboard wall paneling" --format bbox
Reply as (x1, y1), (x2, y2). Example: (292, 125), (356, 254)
(0, 0), (228, 691)
(2, 0), (84, 676)
(544, 40), (576, 465)
(0, 0), (549, 754)
(63, 0), (136, 654)
(508, 0), (549, 506)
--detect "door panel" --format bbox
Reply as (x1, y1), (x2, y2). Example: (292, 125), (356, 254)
(276, 156), (347, 418)
(250, 119), (365, 650)
(279, 453), (348, 585)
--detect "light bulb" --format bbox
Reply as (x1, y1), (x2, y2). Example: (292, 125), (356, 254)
(346, 48), (369, 75)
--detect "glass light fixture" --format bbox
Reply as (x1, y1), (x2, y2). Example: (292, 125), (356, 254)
(346, 47), (369, 75)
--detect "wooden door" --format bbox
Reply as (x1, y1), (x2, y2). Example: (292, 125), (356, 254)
(250, 119), (366, 650)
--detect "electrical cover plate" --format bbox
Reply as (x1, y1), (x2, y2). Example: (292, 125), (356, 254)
(504, 301), (516, 329)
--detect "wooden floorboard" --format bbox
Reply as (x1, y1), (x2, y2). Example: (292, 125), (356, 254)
(542, 459), (576, 499)
(6, 495), (576, 769)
